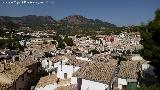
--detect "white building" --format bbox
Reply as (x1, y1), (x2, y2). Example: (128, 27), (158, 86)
(72, 62), (117, 90)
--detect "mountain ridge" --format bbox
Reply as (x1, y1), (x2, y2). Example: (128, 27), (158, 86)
(0, 15), (57, 25)
(0, 15), (117, 30)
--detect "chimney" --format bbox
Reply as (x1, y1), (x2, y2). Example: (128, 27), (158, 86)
(73, 64), (75, 72)
(137, 62), (141, 69)
(47, 59), (49, 68)
(61, 60), (62, 71)
(0, 62), (4, 72)
(12, 56), (15, 62)
(4, 59), (7, 65)
(4, 61), (11, 70)
(52, 62), (54, 67)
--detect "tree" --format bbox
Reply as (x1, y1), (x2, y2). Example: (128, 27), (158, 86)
(137, 84), (160, 90)
(57, 42), (65, 49)
(53, 34), (66, 49)
(126, 50), (131, 54)
(44, 52), (53, 57)
(51, 41), (56, 44)
(89, 49), (100, 55)
(140, 9), (160, 82)
(63, 36), (74, 46)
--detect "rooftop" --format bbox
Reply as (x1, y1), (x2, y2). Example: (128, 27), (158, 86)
(0, 63), (27, 85)
(65, 55), (89, 67)
(50, 55), (64, 63)
(118, 60), (145, 79)
(92, 54), (117, 65)
(36, 74), (58, 88)
(36, 74), (71, 88)
(0, 73), (12, 84)
(15, 55), (38, 68)
(73, 62), (116, 84)
(54, 84), (77, 90)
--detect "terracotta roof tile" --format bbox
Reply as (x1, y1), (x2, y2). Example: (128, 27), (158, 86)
(73, 62), (116, 84)
(50, 55), (64, 63)
(54, 84), (77, 90)
(118, 61), (143, 79)
(0, 63), (27, 86)
(36, 74), (58, 88)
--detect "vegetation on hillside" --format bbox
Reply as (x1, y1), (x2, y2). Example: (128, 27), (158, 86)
(89, 49), (100, 55)
(63, 36), (74, 46)
(53, 35), (65, 49)
(137, 84), (160, 90)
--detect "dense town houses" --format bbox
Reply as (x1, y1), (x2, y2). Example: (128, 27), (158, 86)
(0, 31), (154, 90)
(0, 54), (39, 90)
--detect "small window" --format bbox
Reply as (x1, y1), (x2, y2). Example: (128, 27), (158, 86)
(15, 57), (19, 61)
(122, 85), (127, 90)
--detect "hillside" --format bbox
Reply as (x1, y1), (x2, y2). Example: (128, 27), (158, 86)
(0, 15), (117, 32)
(0, 15), (57, 26)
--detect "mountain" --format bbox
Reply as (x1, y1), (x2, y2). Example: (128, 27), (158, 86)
(59, 15), (117, 28)
(0, 15), (57, 26)
(0, 15), (117, 31)
(59, 15), (91, 25)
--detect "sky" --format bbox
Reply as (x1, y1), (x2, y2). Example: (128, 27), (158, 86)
(0, 0), (160, 26)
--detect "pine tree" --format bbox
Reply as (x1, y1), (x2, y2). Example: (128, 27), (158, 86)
(140, 9), (160, 82)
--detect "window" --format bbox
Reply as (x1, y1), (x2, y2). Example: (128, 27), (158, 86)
(15, 57), (19, 61)
(122, 85), (127, 90)
(22, 74), (24, 82)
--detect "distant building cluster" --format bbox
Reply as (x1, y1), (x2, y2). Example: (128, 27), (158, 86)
(97, 32), (143, 54)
